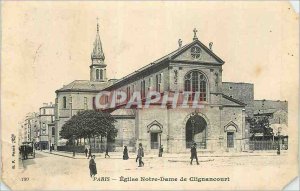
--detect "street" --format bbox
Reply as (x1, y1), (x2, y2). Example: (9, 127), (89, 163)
(11, 150), (295, 190)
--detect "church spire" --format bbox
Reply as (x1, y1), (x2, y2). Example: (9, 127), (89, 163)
(91, 18), (105, 61)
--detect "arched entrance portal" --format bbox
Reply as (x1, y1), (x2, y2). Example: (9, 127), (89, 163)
(186, 114), (207, 149)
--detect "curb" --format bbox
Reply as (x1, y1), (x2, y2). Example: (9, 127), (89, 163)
(40, 150), (286, 159)
(41, 151), (105, 159)
(42, 151), (79, 159)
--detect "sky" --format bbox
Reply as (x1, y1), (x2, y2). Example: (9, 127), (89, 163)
(1, 1), (299, 130)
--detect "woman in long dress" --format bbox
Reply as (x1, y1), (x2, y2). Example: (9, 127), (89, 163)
(123, 146), (129, 160)
(89, 155), (97, 177)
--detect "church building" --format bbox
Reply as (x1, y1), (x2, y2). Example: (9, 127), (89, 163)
(55, 22), (258, 153)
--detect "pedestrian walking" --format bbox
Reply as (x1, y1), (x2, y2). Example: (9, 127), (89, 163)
(84, 148), (88, 157)
(123, 146), (129, 160)
(136, 143), (144, 167)
(158, 145), (164, 157)
(87, 148), (92, 159)
(22, 146), (28, 160)
(105, 147), (110, 158)
(190, 143), (199, 165)
(89, 155), (97, 178)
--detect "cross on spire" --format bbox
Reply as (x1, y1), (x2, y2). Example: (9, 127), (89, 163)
(96, 17), (99, 33)
(91, 17), (105, 61)
(193, 28), (198, 41)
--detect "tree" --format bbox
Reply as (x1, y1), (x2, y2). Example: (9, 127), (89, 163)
(60, 110), (117, 144)
(248, 116), (273, 140)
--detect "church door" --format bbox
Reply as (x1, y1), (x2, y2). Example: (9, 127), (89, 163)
(227, 132), (234, 148)
(185, 113), (207, 149)
(150, 133), (159, 149)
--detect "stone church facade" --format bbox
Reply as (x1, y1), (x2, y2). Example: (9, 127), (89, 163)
(54, 23), (284, 153)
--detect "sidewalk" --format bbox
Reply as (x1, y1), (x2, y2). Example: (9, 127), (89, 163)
(18, 158), (24, 169)
(41, 149), (287, 159)
(41, 150), (102, 159)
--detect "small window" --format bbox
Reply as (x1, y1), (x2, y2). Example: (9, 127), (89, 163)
(229, 86), (233, 90)
(105, 96), (109, 104)
(126, 86), (131, 100)
(96, 69), (99, 80)
(148, 77), (152, 90)
(52, 127), (55, 135)
(92, 97), (96, 109)
(63, 97), (67, 109)
(156, 73), (163, 93)
(84, 97), (88, 110)
(100, 69), (103, 80)
(141, 80), (146, 98)
(117, 90), (124, 104)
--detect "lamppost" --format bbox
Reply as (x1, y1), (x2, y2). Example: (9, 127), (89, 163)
(277, 127), (282, 155)
(32, 137), (35, 158)
(190, 111), (198, 147)
(41, 123), (46, 150)
(72, 135), (76, 157)
(48, 125), (51, 152)
(69, 96), (72, 117)
(191, 118), (195, 144)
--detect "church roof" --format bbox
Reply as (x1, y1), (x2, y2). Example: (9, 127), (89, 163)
(221, 94), (246, 107)
(253, 108), (277, 115)
(104, 39), (224, 90)
(56, 80), (109, 93)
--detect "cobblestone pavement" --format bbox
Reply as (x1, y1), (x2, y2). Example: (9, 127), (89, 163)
(15, 151), (293, 190)
(21, 150), (288, 172)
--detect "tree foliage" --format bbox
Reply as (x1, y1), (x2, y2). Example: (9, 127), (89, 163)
(248, 116), (273, 139)
(60, 110), (117, 142)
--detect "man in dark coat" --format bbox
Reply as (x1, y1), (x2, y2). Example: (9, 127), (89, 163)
(190, 143), (199, 165)
(136, 143), (144, 167)
(87, 148), (92, 159)
(105, 147), (110, 158)
(22, 146), (28, 160)
(123, 146), (129, 160)
(84, 148), (88, 157)
(158, 145), (163, 157)
(89, 155), (97, 177)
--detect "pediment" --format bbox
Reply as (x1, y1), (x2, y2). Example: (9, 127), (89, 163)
(171, 40), (224, 64)
(224, 121), (239, 132)
(147, 120), (163, 133)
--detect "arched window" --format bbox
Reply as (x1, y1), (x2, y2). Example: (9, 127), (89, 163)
(92, 96), (96, 109)
(63, 96), (67, 108)
(52, 127), (55, 135)
(96, 69), (99, 80)
(184, 71), (207, 101)
(100, 69), (103, 80)
(141, 80), (145, 98)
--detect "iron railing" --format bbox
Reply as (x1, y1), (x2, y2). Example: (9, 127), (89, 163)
(249, 140), (288, 150)
(186, 141), (206, 149)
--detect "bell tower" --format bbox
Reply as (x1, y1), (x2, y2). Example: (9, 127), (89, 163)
(90, 20), (107, 82)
